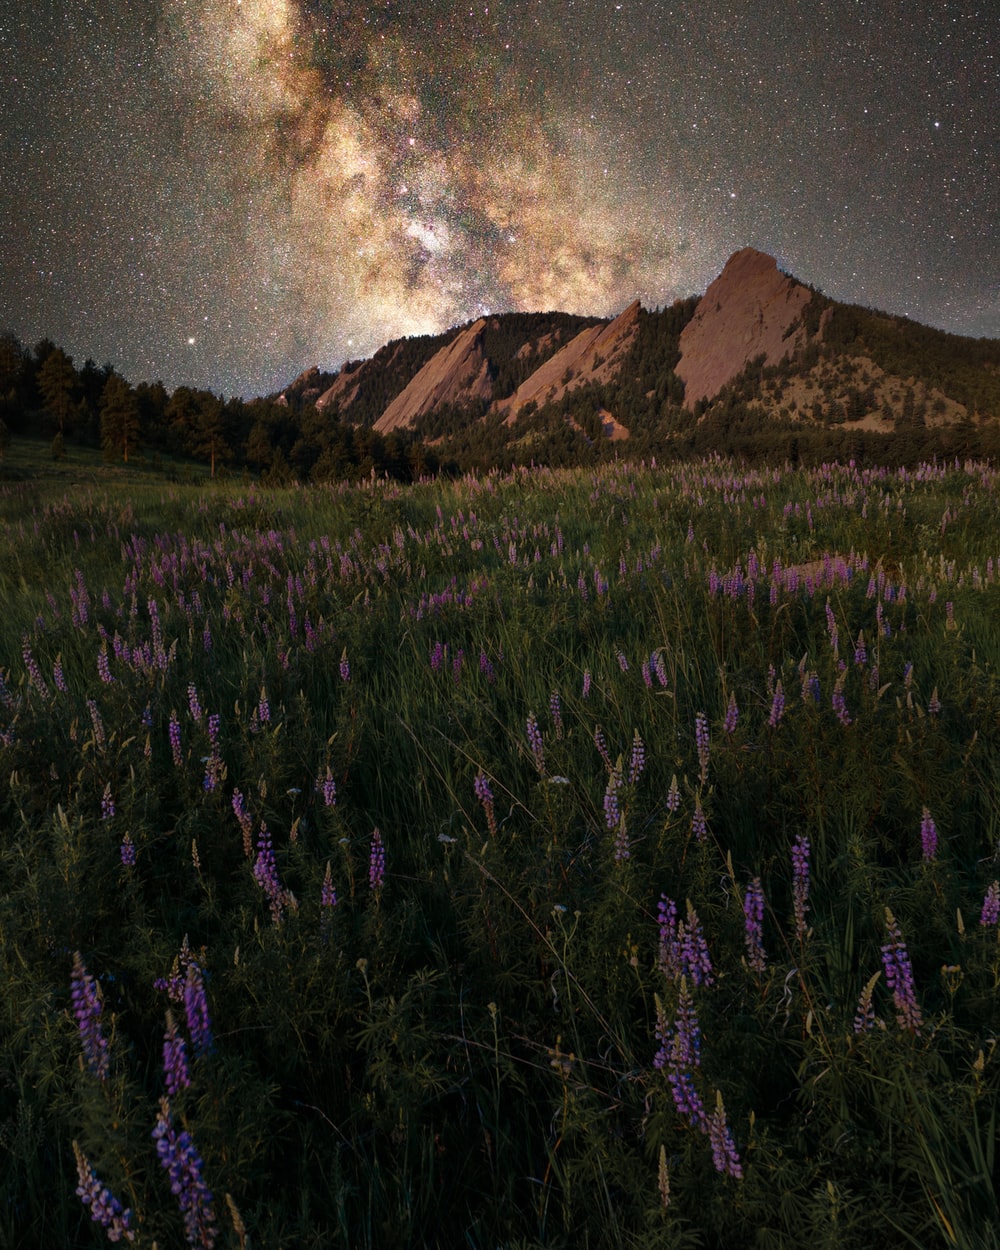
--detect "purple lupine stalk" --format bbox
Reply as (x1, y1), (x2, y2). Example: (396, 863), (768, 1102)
(320, 767), (337, 807)
(616, 648), (628, 672)
(832, 678), (852, 727)
(641, 658), (652, 688)
(853, 973), (878, 1034)
(187, 683), (203, 723)
(679, 902), (714, 987)
(88, 699), (106, 750)
(231, 789), (253, 858)
(549, 690), (563, 739)
(657, 896), (682, 979)
(603, 766), (622, 831)
(257, 688), (270, 723)
(743, 878), (766, 973)
(628, 729), (646, 785)
(53, 658), (68, 692)
(881, 909), (923, 1033)
(71, 953), (109, 1080)
(792, 834), (810, 941)
(768, 681), (785, 728)
(582, 668), (592, 698)
(339, 651), (351, 682)
(669, 979), (702, 1069)
(594, 726), (612, 771)
(253, 823), (285, 926)
(653, 650), (668, 687)
(151, 1097), (218, 1249)
(666, 775), (680, 813)
(853, 630), (867, 666)
(695, 712), (710, 785)
(101, 783), (115, 821)
(824, 598), (839, 656)
(120, 832), (136, 867)
(667, 1068), (707, 1130)
(321, 861), (337, 911)
(653, 996), (670, 1070)
(708, 1092), (743, 1179)
(723, 692), (739, 735)
(526, 712), (545, 774)
(980, 880), (1000, 926)
(369, 828), (385, 892)
(928, 687), (941, 714)
(73, 1142), (134, 1243)
(22, 640), (51, 699)
(98, 644), (114, 684)
(169, 712), (182, 767)
(691, 797), (707, 842)
(919, 807), (938, 861)
(183, 962), (214, 1058)
(474, 771), (497, 837)
(163, 1011), (192, 1097)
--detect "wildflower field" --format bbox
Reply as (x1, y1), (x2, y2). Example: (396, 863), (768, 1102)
(1, 456), (999, 1248)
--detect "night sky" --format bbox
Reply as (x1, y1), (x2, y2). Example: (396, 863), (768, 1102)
(1, 1), (997, 398)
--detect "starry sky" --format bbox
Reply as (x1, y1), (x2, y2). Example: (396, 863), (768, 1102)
(1, 0), (997, 398)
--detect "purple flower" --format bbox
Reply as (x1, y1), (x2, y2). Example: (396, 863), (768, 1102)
(668, 979), (702, 1069)
(928, 687), (941, 714)
(151, 1097), (218, 1249)
(53, 658), (68, 692)
(708, 1092), (743, 1179)
(604, 767), (622, 832)
(667, 1067), (708, 1130)
(666, 775), (680, 813)
(320, 767), (337, 807)
(919, 807), (938, 861)
(679, 902), (714, 987)
(73, 1142), (134, 1243)
(187, 683), (203, 723)
(832, 678), (852, 727)
(169, 712), (182, 767)
(526, 712), (545, 774)
(594, 726), (612, 771)
(881, 909), (922, 1033)
(339, 651), (351, 682)
(792, 834), (810, 941)
(253, 823), (285, 926)
(88, 699), (106, 750)
(723, 693), (739, 735)
(628, 729), (646, 785)
(71, 953), (109, 1080)
(980, 881), (1000, 927)
(743, 878), (766, 973)
(549, 690), (563, 739)
(853, 630), (867, 666)
(768, 681), (785, 728)
(98, 644), (114, 684)
(691, 797), (707, 842)
(120, 832), (136, 867)
(474, 771), (497, 837)
(369, 828), (385, 892)
(695, 712), (710, 785)
(257, 688), (271, 723)
(582, 668), (592, 698)
(100, 783), (116, 822)
(184, 962), (214, 1058)
(657, 895), (681, 979)
(853, 972), (879, 1034)
(163, 1011), (191, 1096)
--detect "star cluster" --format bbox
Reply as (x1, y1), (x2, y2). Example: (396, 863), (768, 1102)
(1, 0), (996, 396)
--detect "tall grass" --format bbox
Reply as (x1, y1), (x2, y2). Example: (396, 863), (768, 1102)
(1, 457), (999, 1247)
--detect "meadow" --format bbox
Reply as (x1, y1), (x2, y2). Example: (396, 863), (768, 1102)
(0, 454), (999, 1248)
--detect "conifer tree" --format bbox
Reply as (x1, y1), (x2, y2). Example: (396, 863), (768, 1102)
(100, 374), (140, 463)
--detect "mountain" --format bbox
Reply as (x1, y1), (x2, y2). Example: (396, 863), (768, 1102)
(276, 249), (1000, 467)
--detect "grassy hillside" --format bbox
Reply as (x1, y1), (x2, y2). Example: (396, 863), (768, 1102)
(2, 460), (1000, 1247)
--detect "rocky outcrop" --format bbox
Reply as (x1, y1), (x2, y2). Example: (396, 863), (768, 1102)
(501, 300), (641, 422)
(676, 249), (813, 405)
(373, 320), (493, 433)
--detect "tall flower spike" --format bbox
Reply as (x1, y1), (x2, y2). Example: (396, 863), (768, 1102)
(881, 908), (923, 1033)
(73, 1142), (134, 1243)
(980, 880), (1000, 926)
(163, 1010), (192, 1097)
(152, 1097), (218, 1249)
(708, 1091), (743, 1179)
(695, 712), (710, 785)
(369, 828), (385, 892)
(526, 712), (545, 774)
(71, 952), (109, 1080)
(184, 962), (214, 1058)
(474, 771), (497, 837)
(679, 902), (714, 987)
(791, 834), (810, 942)
(743, 877), (766, 973)
(919, 807), (938, 861)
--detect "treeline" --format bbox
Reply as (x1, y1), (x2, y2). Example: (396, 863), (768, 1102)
(0, 332), (445, 482)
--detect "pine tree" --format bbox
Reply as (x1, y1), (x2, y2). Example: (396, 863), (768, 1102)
(37, 346), (79, 433)
(100, 374), (140, 463)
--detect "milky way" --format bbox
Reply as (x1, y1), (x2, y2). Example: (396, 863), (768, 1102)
(1, 0), (997, 396)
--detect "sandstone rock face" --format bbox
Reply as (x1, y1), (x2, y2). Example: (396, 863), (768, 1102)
(502, 300), (641, 422)
(676, 249), (813, 405)
(373, 320), (492, 433)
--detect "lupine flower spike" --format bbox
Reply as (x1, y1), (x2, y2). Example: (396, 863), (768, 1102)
(369, 828), (385, 892)
(791, 834), (810, 942)
(152, 1097), (218, 1249)
(919, 807), (938, 861)
(881, 908), (922, 1033)
(71, 952), (109, 1080)
(743, 877), (766, 972)
(73, 1142), (134, 1243)
(980, 880), (1000, 926)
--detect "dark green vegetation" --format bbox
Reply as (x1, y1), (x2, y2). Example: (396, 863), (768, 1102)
(2, 459), (1000, 1248)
